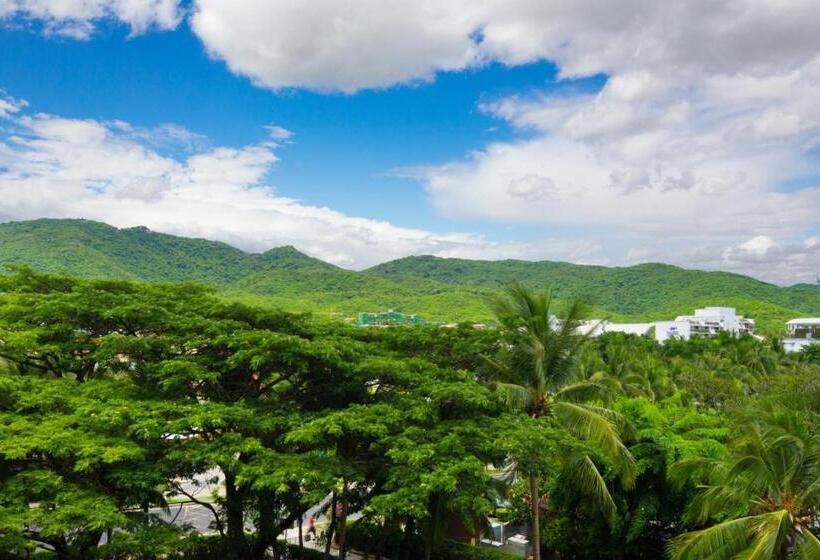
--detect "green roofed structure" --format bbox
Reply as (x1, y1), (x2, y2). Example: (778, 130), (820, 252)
(357, 309), (423, 327)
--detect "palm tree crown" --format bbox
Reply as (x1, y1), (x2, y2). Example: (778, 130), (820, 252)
(488, 284), (637, 560)
(670, 407), (820, 559)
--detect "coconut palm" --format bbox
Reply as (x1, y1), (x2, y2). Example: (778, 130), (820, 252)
(669, 407), (820, 559)
(488, 284), (636, 560)
(574, 343), (677, 404)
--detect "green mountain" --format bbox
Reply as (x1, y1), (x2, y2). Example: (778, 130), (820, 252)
(366, 255), (820, 324)
(0, 219), (817, 333)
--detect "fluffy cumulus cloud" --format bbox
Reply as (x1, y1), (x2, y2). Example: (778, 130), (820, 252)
(0, 101), (590, 269)
(717, 236), (820, 285)
(189, 0), (481, 92)
(0, 0), (180, 38)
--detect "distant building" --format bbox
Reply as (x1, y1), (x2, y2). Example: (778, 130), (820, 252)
(655, 307), (754, 343)
(356, 309), (423, 327)
(783, 318), (820, 353)
(581, 307), (755, 344)
(577, 320), (653, 337)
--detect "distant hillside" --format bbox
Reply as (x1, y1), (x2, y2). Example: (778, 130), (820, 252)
(365, 255), (820, 321)
(0, 219), (817, 333)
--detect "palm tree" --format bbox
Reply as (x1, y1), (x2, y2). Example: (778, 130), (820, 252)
(488, 284), (636, 560)
(574, 341), (677, 403)
(669, 407), (820, 559)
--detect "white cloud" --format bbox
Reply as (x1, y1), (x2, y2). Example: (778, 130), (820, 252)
(0, 92), (27, 117)
(187, 1), (820, 94)
(717, 236), (820, 285)
(265, 125), (294, 142)
(189, 0), (483, 92)
(0, 102), (596, 269)
(1, 0), (180, 38)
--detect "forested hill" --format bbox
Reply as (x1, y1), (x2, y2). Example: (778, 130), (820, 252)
(366, 255), (820, 319)
(0, 218), (337, 285)
(0, 218), (818, 331)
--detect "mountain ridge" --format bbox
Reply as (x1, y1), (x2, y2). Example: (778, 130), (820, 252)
(0, 218), (817, 332)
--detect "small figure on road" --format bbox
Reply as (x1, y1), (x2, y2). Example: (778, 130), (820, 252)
(307, 514), (317, 538)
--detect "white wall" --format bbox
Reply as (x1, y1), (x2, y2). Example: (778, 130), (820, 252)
(783, 338), (817, 353)
(606, 323), (653, 336)
(655, 320), (691, 343)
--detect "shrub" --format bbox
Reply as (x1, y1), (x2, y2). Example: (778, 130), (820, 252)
(346, 518), (409, 556)
(430, 541), (521, 560)
(280, 544), (328, 560)
(346, 520), (520, 560)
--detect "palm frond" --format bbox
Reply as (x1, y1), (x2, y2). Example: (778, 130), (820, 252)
(555, 380), (613, 404)
(668, 456), (719, 491)
(794, 530), (820, 560)
(732, 509), (790, 560)
(668, 515), (757, 560)
(553, 401), (636, 487)
(494, 382), (534, 412)
(562, 452), (617, 524)
(683, 483), (750, 526)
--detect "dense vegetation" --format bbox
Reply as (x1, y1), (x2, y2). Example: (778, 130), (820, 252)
(1, 269), (819, 559)
(1, 219), (818, 333)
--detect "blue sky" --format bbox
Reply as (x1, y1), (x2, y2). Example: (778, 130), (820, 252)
(0, 1), (818, 283)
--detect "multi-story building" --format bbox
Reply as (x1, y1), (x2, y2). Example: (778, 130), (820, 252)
(580, 307), (755, 344)
(783, 318), (820, 353)
(654, 307), (755, 343)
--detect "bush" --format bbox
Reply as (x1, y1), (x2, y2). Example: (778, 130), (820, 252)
(280, 544), (328, 560)
(346, 520), (519, 560)
(168, 536), (327, 560)
(346, 518), (408, 556)
(430, 541), (521, 560)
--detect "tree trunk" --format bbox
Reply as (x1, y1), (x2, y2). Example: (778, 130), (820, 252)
(529, 475), (541, 560)
(298, 515), (304, 559)
(254, 493), (276, 559)
(224, 470), (247, 558)
(399, 517), (415, 560)
(338, 481), (349, 560)
(324, 494), (337, 558)
(374, 516), (390, 560)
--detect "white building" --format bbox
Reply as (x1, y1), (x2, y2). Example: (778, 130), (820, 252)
(578, 320), (653, 337)
(783, 318), (820, 353)
(654, 307), (755, 343)
(579, 307), (755, 344)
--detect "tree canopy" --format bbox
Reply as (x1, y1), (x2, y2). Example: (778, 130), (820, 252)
(0, 269), (818, 560)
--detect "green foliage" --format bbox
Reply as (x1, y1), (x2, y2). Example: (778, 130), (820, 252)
(430, 541), (522, 560)
(346, 520), (521, 560)
(669, 407), (820, 559)
(0, 267), (818, 560)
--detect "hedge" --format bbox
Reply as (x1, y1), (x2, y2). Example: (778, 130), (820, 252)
(430, 541), (522, 560)
(346, 520), (521, 560)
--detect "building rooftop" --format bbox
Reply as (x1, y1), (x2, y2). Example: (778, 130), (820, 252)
(786, 318), (820, 325)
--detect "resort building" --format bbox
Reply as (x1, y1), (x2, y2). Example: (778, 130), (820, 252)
(783, 318), (820, 353)
(582, 307), (755, 344)
(654, 307), (755, 343)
